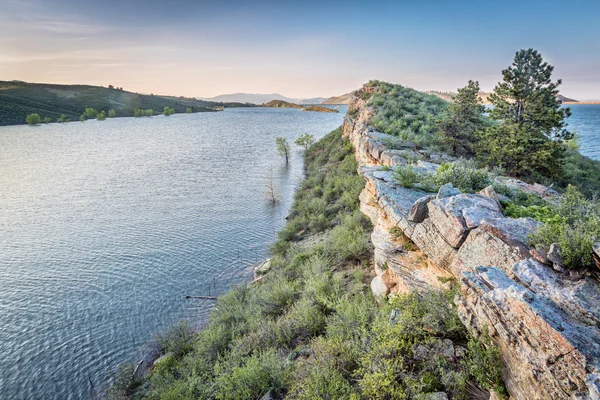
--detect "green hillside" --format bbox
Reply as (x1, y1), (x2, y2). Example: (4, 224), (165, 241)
(0, 81), (251, 125)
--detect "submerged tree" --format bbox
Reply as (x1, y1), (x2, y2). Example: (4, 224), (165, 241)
(96, 111), (107, 121)
(163, 106), (175, 116)
(437, 80), (485, 156)
(265, 168), (280, 204)
(295, 133), (315, 151)
(477, 48), (571, 178)
(108, 109), (117, 118)
(276, 137), (290, 164)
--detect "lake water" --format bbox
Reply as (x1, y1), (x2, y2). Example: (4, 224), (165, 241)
(0, 107), (346, 399)
(565, 104), (600, 160)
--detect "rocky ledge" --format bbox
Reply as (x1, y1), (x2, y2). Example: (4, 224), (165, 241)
(343, 90), (600, 399)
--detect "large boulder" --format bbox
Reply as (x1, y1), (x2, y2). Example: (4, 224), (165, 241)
(428, 194), (504, 248)
(458, 266), (600, 400)
(513, 258), (600, 327)
(449, 217), (539, 277)
(408, 195), (436, 223)
(370, 275), (389, 299)
(410, 218), (457, 269)
(437, 183), (461, 199)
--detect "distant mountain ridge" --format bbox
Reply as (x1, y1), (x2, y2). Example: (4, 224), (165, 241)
(427, 90), (578, 104)
(199, 93), (327, 105)
(322, 92), (354, 104)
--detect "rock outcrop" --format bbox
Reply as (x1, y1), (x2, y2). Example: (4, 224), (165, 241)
(343, 86), (600, 399)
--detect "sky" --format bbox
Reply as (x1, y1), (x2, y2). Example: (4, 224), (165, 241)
(1, 0), (599, 100)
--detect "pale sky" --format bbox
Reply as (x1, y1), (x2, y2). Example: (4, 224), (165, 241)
(1, 0), (599, 100)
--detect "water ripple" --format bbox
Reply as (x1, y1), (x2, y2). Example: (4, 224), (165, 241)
(0, 108), (346, 399)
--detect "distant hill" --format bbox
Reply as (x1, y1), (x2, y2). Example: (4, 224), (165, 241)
(0, 81), (251, 126)
(427, 90), (577, 105)
(301, 105), (339, 113)
(263, 100), (302, 108)
(322, 92), (353, 104)
(199, 93), (327, 105)
(558, 94), (579, 103)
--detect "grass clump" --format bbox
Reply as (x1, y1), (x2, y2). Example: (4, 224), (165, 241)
(393, 165), (420, 188)
(529, 186), (600, 270)
(429, 160), (492, 193)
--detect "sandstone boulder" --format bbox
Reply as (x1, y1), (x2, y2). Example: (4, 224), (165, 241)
(370, 275), (389, 298)
(408, 195), (435, 223)
(437, 183), (461, 199)
(459, 266), (600, 400)
(410, 218), (457, 269)
(478, 185), (502, 209)
(428, 194), (503, 248)
(513, 258), (600, 327)
(449, 217), (538, 278)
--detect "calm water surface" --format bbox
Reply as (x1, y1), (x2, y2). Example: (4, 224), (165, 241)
(566, 104), (600, 160)
(0, 107), (345, 399)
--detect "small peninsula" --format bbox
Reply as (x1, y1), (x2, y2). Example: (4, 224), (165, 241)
(263, 100), (338, 113)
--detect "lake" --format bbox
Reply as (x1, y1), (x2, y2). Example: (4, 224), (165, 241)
(565, 104), (600, 160)
(0, 107), (346, 399)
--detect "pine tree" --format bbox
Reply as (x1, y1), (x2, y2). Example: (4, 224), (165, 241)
(478, 49), (571, 178)
(437, 80), (485, 156)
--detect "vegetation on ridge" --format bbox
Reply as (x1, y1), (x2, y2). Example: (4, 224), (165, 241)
(0, 80), (252, 126)
(108, 129), (505, 399)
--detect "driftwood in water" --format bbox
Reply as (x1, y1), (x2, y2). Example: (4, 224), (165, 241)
(133, 358), (144, 378)
(185, 295), (218, 300)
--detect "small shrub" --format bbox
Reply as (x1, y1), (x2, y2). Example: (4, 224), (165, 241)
(464, 328), (507, 397)
(96, 110), (107, 121)
(504, 204), (558, 224)
(394, 165), (419, 188)
(429, 160), (491, 192)
(529, 186), (600, 269)
(213, 349), (288, 400)
(157, 321), (195, 358)
(25, 113), (41, 125)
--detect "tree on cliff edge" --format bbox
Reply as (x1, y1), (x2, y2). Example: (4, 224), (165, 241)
(437, 80), (485, 156)
(477, 48), (571, 178)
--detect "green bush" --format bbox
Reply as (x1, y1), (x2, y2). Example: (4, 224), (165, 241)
(529, 186), (600, 269)
(504, 204), (558, 224)
(214, 349), (288, 400)
(429, 160), (491, 193)
(464, 328), (507, 397)
(157, 321), (196, 358)
(96, 110), (107, 121)
(393, 165), (419, 188)
(25, 113), (41, 125)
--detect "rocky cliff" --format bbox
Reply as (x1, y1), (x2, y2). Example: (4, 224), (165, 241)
(343, 88), (600, 399)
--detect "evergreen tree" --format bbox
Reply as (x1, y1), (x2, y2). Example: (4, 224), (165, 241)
(478, 49), (571, 178)
(437, 80), (485, 156)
